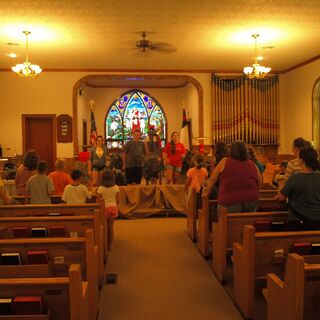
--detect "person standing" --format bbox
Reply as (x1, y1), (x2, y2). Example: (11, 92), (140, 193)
(62, 169), (92, 204)
(123, 129), (145, 185)
(144, 125), (162, 184)
(164, 131), (186, 184)
(204, 141), (261, 213)
(48, 158), (72, 195)
(25, 161), (54, 204)
(88, 135), (109, 186)
(15, 149), (39, 196)
(97, 169), (120, 251)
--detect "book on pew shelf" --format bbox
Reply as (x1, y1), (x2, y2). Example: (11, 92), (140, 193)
(69, 231), (78, 238)
(11, 226), (30, 238)
(27, 251), (49, 264)
(311, 243), (320, 255)
(0, 298), (13, 315)
(270, 221), (286, 232)
(48, 212), (61, 216)
(255, 220), (271, 232)
(0, 253), (21, 265)
(31, 227), (48, 237)
(13, 296), (43, 315)
(291, 242), (312, 255)
(48, 226), (66, 237)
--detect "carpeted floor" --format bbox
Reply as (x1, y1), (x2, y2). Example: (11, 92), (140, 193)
(98, 217), (242, 320)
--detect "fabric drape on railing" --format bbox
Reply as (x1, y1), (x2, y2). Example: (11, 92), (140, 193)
(212, 74), (279, 144)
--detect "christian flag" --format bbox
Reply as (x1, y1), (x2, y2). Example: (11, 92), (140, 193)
(90, 108), (98, 146)
(180, 108), (191, 150)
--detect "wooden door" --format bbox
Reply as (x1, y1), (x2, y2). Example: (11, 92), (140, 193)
(22, 115), (56, 172)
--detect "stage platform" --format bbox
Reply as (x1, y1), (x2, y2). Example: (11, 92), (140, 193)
(118, 184), (187, 218)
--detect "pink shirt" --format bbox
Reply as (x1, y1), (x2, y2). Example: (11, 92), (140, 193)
(187, 167), (208, 192)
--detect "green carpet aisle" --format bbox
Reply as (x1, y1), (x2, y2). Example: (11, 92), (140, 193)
(98, 217), (242, 320)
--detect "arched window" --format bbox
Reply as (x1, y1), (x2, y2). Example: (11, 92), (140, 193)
(105, 90), (167, 148)
(312, 78), (320, 151)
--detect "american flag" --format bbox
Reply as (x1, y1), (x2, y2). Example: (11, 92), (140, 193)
(90, 108), (98, 145)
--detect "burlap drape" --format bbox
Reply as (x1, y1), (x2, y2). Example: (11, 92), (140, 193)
(212, 74), (279, 144)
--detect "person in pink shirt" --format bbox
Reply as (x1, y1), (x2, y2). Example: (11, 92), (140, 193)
(164, 131), (186, 184)
(185, 153), (208, 206)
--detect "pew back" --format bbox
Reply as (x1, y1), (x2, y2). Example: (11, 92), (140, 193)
(233, 225), (320, 319)
(0, 264), (89, 320)
(212, 208), (288, 282)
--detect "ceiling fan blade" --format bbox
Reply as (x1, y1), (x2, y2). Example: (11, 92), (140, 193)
(151, 43), (177, 54)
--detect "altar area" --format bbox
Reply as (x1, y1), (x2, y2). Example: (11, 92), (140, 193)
(117, 184), (187, 218)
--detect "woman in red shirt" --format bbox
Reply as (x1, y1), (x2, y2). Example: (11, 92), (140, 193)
(164, 131), (186, 184)
(204, 141), (261, 212)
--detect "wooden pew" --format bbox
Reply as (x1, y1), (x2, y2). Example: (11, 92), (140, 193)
(263, 253), (320, 320)
(198, 197), (287, 258)
(0, 202), (106, 285)
(212, 207), (288, 283)
(0, 229), (98, 320)
(187, 188), (278, 247)
(0, 264), (89, 320)
(233, 225), (320, 319)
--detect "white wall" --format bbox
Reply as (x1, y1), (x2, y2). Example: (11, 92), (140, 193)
(279, 59), (320, 154)
(0, 71), (207, 158)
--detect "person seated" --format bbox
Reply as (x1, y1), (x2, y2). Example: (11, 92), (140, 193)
(25, 161), (54, 204)
(15, 149), (39, 196)
(0, 176), (13, 205)
(277, 147), (320, 230)
(283, 137), (311, 185)
(48, 159), (72, 196)
(62, 169), (92, 204)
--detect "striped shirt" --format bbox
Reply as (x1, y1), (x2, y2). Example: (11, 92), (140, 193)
(284, 158), (301, 181)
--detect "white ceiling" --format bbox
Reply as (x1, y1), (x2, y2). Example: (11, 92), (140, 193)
(1, 0), (320, 73)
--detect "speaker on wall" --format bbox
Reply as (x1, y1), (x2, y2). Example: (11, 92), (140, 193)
(79, 87), (84, 96)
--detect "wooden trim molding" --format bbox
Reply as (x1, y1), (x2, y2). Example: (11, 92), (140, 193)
(72, 74), (204, 155)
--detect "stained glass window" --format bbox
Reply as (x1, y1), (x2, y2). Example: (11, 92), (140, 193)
(106, 90), (167, 148)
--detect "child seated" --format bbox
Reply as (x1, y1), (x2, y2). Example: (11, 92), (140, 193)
(26, 161), (54, 204)
(48, 158), (72, 195)
(62, 169), (92, 204)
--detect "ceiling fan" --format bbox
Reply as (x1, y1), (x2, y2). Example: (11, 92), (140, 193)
(135, 31), (176, 54)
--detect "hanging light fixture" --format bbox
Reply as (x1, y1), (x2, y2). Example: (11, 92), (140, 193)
(11, 31), (42, 77)
(243, 34), (271, 79)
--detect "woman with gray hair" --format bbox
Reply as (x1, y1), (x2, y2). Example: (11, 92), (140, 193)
(204, 141), (261, 213)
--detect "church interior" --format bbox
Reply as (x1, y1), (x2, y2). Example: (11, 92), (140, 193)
(0, 1), (320, 319)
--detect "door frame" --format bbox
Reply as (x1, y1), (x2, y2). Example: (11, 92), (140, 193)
(22, 114), (57, 163)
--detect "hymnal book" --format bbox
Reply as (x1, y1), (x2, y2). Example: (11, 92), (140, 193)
(0, 298), (13, 315)
(0, 253), (21, 265)
(12, 226), (30, 238)
(311, 243), (320, 255)
(27, 251), (49, 264)
(291, 242), (312, 255)
(270, 221), (286, 232)
(13, 296), (43, 315)
(31, 227), (48, 237)
(48, 226), (66, 237)
(48, 212), (61, 216)
(255, 220), (271, 232)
